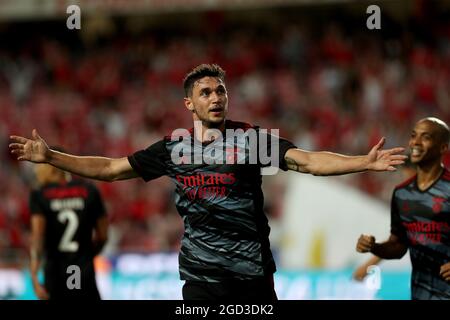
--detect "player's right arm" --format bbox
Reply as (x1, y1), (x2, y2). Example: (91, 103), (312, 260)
(10, 129), (138, 182)
(284, 137), (406, 176)
(30, 214), (49, 300)
(356, 234), (407, 259)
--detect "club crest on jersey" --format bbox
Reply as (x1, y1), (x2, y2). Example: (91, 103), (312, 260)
(432, 197), (445, 213)
(225, 147), (243, 163)
(168, 121), (281, 175)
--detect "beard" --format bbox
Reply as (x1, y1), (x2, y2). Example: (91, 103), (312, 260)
(193, 107), (227, 129)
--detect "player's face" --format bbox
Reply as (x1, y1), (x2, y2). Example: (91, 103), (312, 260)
(185, 77), (228, 127)
(409, 121), (446, 165)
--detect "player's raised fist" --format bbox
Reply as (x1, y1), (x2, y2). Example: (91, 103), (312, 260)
(356, 234), (376, 253)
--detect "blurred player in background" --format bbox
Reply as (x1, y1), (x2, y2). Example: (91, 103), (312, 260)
(356, 117), (450, 299)
(11, 64), (406, 301)
(29, 148), (108, 300)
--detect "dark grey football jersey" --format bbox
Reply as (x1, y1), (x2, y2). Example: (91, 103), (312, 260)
(128, 120), (296, 282)
(391, 169), (450, 299)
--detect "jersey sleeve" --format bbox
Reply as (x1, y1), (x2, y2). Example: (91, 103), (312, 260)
(256, 130), (297, 171)
(390, 190), (408, 244)
(127, 140), (168, 182)
(29, 190), (45, 216)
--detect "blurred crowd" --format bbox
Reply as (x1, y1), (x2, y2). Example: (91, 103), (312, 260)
(0, 2), (449, 267)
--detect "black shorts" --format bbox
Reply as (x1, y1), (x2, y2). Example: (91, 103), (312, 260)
(182, 275), (278, 301)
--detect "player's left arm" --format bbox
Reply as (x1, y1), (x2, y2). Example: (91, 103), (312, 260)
(440, 262), (450, 282)
(284, 137), (406, 176)
(92, 216), (108, 256)
(30, 214), (49, 300)
(352, 255), (383, 281)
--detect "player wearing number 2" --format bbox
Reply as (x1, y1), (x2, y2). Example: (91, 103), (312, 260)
(29, 154), (108, 300)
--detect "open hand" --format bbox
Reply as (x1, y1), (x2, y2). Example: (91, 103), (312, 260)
(9, 129), (50, 163)
(366, 137), (407, 172)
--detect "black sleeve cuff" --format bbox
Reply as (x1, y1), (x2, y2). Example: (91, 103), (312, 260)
(127, 155), (151, 182)
(279, 143), (297, 171)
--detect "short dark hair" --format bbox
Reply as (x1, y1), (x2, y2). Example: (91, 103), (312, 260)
(183, 64), (226, 97)
(420, 117), (450, 146)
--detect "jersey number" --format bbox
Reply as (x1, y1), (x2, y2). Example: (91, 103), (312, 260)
(57, 209), (79, 252)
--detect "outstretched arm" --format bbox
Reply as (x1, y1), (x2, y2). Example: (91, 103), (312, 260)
(284, 137), (406, 176)
(356, 234), (408, 259)
(10, 129), (137, 182)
